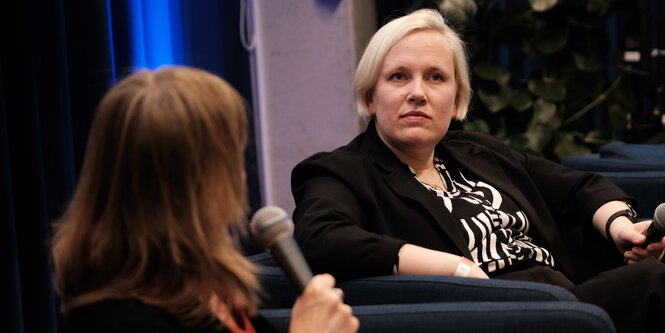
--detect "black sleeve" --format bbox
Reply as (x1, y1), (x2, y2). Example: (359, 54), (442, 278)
(291, 153), (406, 280)
(456, 130), (636, 225)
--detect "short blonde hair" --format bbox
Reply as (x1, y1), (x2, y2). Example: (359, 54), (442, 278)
(354, 9), (471, 120)
(52, 66), (259, 329)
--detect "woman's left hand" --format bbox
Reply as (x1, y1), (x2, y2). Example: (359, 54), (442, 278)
(621, 220), (665, 264)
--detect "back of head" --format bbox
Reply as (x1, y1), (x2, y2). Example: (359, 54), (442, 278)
(354, 9), (471, 120)
(52, 66), (258, 328)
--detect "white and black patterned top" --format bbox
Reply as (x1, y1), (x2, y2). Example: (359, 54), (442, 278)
(410, 156), (555, 273)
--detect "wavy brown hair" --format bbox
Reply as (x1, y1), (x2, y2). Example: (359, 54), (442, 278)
(52, 66), (259, 329)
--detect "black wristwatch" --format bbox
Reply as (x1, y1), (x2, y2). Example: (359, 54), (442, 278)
(605, 206), (637, 246)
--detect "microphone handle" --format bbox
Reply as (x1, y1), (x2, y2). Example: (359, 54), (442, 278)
(642, 222), (665, 247)
(271, 236), (313, 293)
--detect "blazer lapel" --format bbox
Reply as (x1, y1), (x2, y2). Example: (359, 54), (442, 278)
(383, 169), (474, 259)
(359, 122), (473, 258)
(442, 142), (532, 215)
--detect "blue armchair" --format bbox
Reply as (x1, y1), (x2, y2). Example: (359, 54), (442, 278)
(245, 144), (665, 332)
(561, 143), (665, 218)
(249, 252), (615, 332)
(260, 301), (612, 333)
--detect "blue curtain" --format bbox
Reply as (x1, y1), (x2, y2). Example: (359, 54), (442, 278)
(1, 1), (259, 332)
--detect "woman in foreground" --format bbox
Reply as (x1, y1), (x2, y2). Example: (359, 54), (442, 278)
(52, 66), (358, 333)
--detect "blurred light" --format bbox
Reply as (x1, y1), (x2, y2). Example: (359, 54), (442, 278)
(106, 0), (117, 83)
(129, 0), (183, 69)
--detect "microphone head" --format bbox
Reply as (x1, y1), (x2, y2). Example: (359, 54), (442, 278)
(250, 206), (294, 247)
(654, 203), (665, 232)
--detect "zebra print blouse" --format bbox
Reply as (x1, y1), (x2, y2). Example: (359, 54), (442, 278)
(410, 156), (555, 274)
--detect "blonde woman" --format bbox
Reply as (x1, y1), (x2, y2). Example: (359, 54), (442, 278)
(292, 9), (665, 332)
(52, 66), (358, 333)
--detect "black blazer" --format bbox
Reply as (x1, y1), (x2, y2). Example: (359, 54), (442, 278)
(291, 121), (633, 281)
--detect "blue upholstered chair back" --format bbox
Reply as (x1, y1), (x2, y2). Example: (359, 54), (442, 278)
(561, 144), (665, 218)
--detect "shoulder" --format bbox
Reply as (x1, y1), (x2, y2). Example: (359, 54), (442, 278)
(64, 299), (187, 333)
(293, 137), (380, 177)
(298, 148), (368, 169)
(291, 149), (376, 191)
(295, 127), (404, 173)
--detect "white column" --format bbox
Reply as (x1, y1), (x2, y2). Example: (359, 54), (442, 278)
(250, 0), (372, 213)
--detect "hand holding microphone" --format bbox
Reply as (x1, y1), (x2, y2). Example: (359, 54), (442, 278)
(250, 205), (313, 293)
(623, 203), (665, 264)
(250, 206), (359, 332)
(641, 203), (665, 246)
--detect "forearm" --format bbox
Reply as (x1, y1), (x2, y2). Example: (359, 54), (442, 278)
(396, 244), (488, 279)
(592, 200), (665, 262)
(592, 200), (635, 243)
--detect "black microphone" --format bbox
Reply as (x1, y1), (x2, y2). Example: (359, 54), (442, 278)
(643, 203), (665, 245)
(250, 206), (313, 293)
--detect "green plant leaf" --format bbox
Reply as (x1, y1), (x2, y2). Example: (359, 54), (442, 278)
(617, 64), (650, 76)
(525, 123), (553, 152)
(562, 68), (605, 110)
(565, 15), (604, 29)
(529, 0), (558, 12)
(478, 85), (511, 113)
(604, 76), (636, 113)
(463, 118), (490, 133)
(584, 130), (606, 142)
(520, 38), (540, 56)
(509, 91), (533, 112)
(523, 99), (561, 152)
(495, 117), (507, 139)
(506, 134), (529, 153)
(531, 98), (557, 124)
(533, 28), (569, 54)
(644, 132), (665, 144)
(528, 79), (566, 102)
(564, 76), (625, 126)
(585, 0), (610, 15)
(444, 0), (655, 157)
(583, 130), (622, 145)
(439, 0), (478, 25)
(474, 64), (511, 85)
(573, 53), (602, 72)
(554, 132), (591, 159)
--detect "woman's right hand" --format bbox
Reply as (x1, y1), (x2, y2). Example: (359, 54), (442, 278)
(289, 274), (359, 333)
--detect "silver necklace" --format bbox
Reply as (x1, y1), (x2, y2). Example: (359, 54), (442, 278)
(419, 171), (446, 191)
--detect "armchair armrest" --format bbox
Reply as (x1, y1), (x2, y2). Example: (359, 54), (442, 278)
(561, 157), (665, 217)
(338, 274), (576, 305)
(250, 252), (615, 332)
(251, 254), (576, 309)
(261, 301), (615, 333)
(597, 171), (665, 218)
